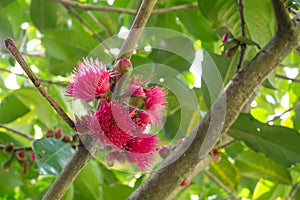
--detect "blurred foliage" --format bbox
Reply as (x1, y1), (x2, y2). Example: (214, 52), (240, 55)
(0, 0), (300, 199)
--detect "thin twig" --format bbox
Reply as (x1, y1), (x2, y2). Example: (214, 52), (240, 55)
(4, 38), (75, 130)
(268, 101), (300, 122)
(116, 0), (157, 63)
(236, 0), (247, 72)
(53, 0), (196, 15)
(0, 67), (67, 86)
(219, 139), (237, 149)
(64, 6), (104, 42)
(276, 73), (300, 83)
(0, 144), (32, 151)
(86, 11), (110, 38)
(286, 182), (300, 200)
(0, 124), (34, 141)
(204, 170), (241, 200)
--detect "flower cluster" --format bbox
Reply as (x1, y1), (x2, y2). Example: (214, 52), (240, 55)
(67, 58), (167, 170)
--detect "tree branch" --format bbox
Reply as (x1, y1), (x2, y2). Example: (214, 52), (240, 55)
(0, 124), (34, 141)
(86, 11), (111, 38)
(286, 181), (300, 200)
(0, 144), (32, 151)
(53, 0), (196, 15)
(116, 0), (157, 62)
(41, 1), (157, 199)
(275, 73), (300, 83)
(204, 170), (241, 200)
(128, 0), (300, 199)
(268, 101), (300, 123)
(4, 38), (75, 130)
(236, 0), (247, 72)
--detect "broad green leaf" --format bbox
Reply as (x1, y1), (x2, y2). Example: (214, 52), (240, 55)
(0, 169), (23, 196)
(74, 160), (103, 200)
(253, 179), (292, 200)
(236, 150), (292, 184)
(14, 88), (58, 127)
(42, 29), (98, 61)
(32, 138), (74, 175)
(48, 58), (78, 76)
(176, 8), (218, 42)
(30, 0), (60, 32)
(201, 50), (234, 108)
(102, 184), (133, 200)
(149, 13), (182, 32)
(198, 0), (240, 35)
(229, 113), (300, 167)
(209, 156), (240, 190)
(149, 36), (195, 72)
(0, 5), (14, 52)
(0, 94), (30, 124)
(62, 184), (74, 200)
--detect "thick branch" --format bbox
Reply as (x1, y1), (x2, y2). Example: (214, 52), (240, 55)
(4, 39), (75, 130)
(128, 1), (300, 199)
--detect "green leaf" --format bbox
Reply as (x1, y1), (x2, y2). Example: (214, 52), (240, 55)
(74, 160), (103, 200)
(0, 5), (14, 52)
(14, 88), (58, 127)
(0, 0), (16, 7)
(0, 169), (23, 196)
(253, 179), (292, 200)
(0, 94), (30, 124)
(30, 0), (60, 32)
(42, 29), (99, 61)
(198, 0), (240, 35)
(228, 113), (300, 167)
(209, 156), (240, 190)
(149, 36), (195, 72)
(235, 36), (261, 49)
(32, 138), (74, 175)
(48, 58), (78, 76)
(102, 184), (133, 200)
(201, 50), (234, 108)
(176, 8), (218, 42)
(236, 149), (292, 184)
(61, 184), (74, 200)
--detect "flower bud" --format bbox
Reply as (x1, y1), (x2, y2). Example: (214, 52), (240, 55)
(16, 150), (26, 160)
(23, 161), (30, 175)
(62, 135), (71, 143)
(45, 130), (53, 137)
(29, 152), (36, 162)
(158, 145), (171, 159)
(55, 128), (62, 139)
(225, 45), (239, 57)
(4, 143), (14, 153)
(180, 178), (191, 187)
(222, 32), (229, 43)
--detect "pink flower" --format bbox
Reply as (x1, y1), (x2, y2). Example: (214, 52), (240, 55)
(121, 59), (132, 68)
(180, 178), (191, 187)
(145, 85), (167, 110)
(66, 58), (111, 102)
(128, 75), (146, 97)
(125, 134), (158, 171)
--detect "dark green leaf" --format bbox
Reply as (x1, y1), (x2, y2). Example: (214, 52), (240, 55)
(102, 184), (133, 200)
(0, 95), (30, 124)
(32, 138), (74, 175)
(236, 149), (292, 184)
(149, 36), (195, 72)
(176, 8), (218, 41)
(201, 50), (234, 108)
(229, 113), (300, 167)
(235, 36), (261, 49)
(0, 0), (16, 7)
(0, 5), (14, 52)
(42, 29), (99, 61)
(30, 0), (60, 32)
